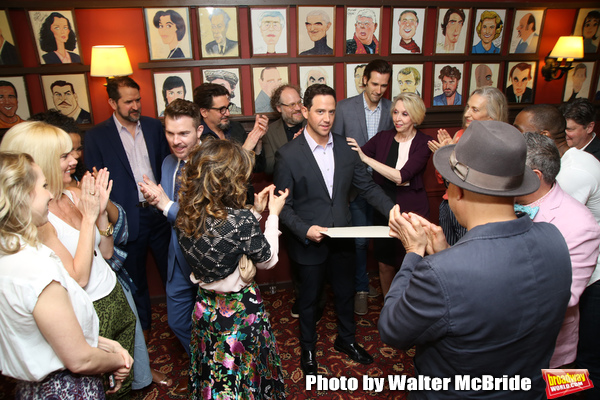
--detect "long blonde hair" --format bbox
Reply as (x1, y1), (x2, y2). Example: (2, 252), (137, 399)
(0, 152), (39, 254)
(0, 121), (72, 198)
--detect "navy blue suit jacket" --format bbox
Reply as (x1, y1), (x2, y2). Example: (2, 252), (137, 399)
(84, 115), (171, 240)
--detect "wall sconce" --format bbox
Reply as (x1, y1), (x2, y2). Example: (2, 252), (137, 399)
(90, 45), (133, 83)
(541, 36), (584, 81)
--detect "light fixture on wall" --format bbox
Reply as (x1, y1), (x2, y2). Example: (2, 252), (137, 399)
(90, 45), (133, 82)
(541, 36), (584, 81)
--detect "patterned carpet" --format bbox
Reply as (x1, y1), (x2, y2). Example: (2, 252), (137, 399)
(0, 277), (415, 399)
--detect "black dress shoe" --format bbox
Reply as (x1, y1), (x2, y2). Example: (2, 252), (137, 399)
(333, 337), (374, 364)
(301, 348), (319, 375)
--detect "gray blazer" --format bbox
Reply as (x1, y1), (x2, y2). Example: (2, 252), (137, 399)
(263, 118), (288, 175)
(331, 93), (394, 146)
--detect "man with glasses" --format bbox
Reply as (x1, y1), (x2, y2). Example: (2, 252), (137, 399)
(193, 83), (269, 173)
(346, 9), (379, 54)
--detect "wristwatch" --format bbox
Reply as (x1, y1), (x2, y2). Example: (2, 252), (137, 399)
(98, 222), (114, 237)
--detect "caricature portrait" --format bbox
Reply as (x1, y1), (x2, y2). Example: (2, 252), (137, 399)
(433, 64), (464, 106)
(298, 6), (334, 56)
(471, 10), (506, 54)
(29, 10), (81, 65)
(435, 8), (470, 54)
(203, 68), (243, 115)
(299, 65), (334, 96)
(152, 71), (193, 117)
(251, 8), (288, 56)
(563, 62), (595, 102)
(509, 10), (544, 54)
(574, 9), (600, 53)
(0, 10), (19, 65)
(144, 8), (192, 60)
(345, 63), (367, 98)
(199, 7), (239, 58)
(345, 8), (381, 55)
(391, 8), (425, 54)
(41, 74), (91, 124)
(469, 63), (500, 94)
(0, 77), (30, 129)
(505, 61), (536, 103)
(392, 64), (423, 100)
(252, 66), (289, 113)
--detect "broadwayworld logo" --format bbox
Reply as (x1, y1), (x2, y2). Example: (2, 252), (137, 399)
(542, 369), (593, 398)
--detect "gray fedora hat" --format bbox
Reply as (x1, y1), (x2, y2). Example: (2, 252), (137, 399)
(433, 120), (539, 197)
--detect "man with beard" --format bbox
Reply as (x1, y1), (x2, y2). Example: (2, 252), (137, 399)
(0, 80), (23, 129)
(84, 77), (172, 338)
(50, 80), (91, 124)
(299, 9), (333, 55)
(398, 10), (420, 53)
(193, 83), (269, 174)
(433, 65), (462, 106)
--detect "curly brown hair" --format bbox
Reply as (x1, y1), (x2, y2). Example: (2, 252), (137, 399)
(176, 139), (254, 238)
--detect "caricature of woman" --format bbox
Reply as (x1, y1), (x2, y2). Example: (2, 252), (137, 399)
(153, 10), (187, 59)
(39, 12), (81, 64)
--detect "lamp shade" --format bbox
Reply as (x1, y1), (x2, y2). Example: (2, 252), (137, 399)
(90, 45), (133, 77)
(548, 36), (584, 60)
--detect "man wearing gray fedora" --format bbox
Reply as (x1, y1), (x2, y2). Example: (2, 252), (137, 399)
(379, 120), (572, 399)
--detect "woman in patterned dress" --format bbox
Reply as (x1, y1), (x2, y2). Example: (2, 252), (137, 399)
(176, 139), (287, 399)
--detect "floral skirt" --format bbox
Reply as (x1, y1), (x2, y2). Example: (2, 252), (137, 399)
(16, 370), (105, 399)
(190, 281), (286, 399)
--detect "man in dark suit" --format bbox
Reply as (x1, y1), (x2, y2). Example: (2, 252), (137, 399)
(205, 8), (238, 56)
(381, 121), (572, 399)
(0, 28), (18, 65)
(84, 76), (171, 334)
(331, 59), (394, 315)
(506, 63), (533, 103)
(274, 84), (394, 375)
(138, 99), (203, 357)
(560, 98), (600, 160)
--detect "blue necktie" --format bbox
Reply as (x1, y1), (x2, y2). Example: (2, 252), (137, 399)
(514, 204), (539, 219)
(174, 161), (183, 201)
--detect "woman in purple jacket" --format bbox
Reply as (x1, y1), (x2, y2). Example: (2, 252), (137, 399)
(348, 92), (431, 296)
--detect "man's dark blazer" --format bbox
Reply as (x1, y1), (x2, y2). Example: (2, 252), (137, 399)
(505, 85), (533, 103)
(75, 108), (91, 124)
(84, 115), (171, 240)
(584, 134), (600, 161)
(273, 132), (395, 265)
(205, 38), (238, 55)
(0, 40), (18, 65)
(263, 118), (288, 175)
(332, 93), (393, 146)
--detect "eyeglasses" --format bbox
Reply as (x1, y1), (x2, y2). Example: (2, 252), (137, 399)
(356, 22), (373, 29)
(209, 103), (234, 115)
(260, 21), (281, 30)
(280, 101), (303, 108)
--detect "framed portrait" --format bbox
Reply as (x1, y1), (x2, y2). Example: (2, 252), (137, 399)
(298, 64), (335, 97)
(505, 61), (537, 104)
(391, 64), (424, 100)
(345, 62), (368, 98)
(28, 10), (82, 65)
(201, 67), (243, 115)
(434, 8), (471, 55)
(40, 73), (92, 124)
(469, 63), (501, 95)
(250, 7), (289, 56)
(152, 70), (194, 118)
(345, 7), (382, 55)
(562, 62), (595, 103)
(143, 7), (193, 61)
(432, 63), (465, 107)
(0, 76), (31, 127)
(573, 8), (600, 54)
(251, 65), (289, 113)
(390, 8), (426, 55)
(470, 9), (507, 54)
(508, 9), (545, 54)
(0, 10), (21, 66)
(297, 6), (335, 56)
(198, 7), (239, 59)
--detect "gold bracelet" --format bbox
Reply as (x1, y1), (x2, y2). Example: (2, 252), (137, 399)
(98, 222), (114, 237)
